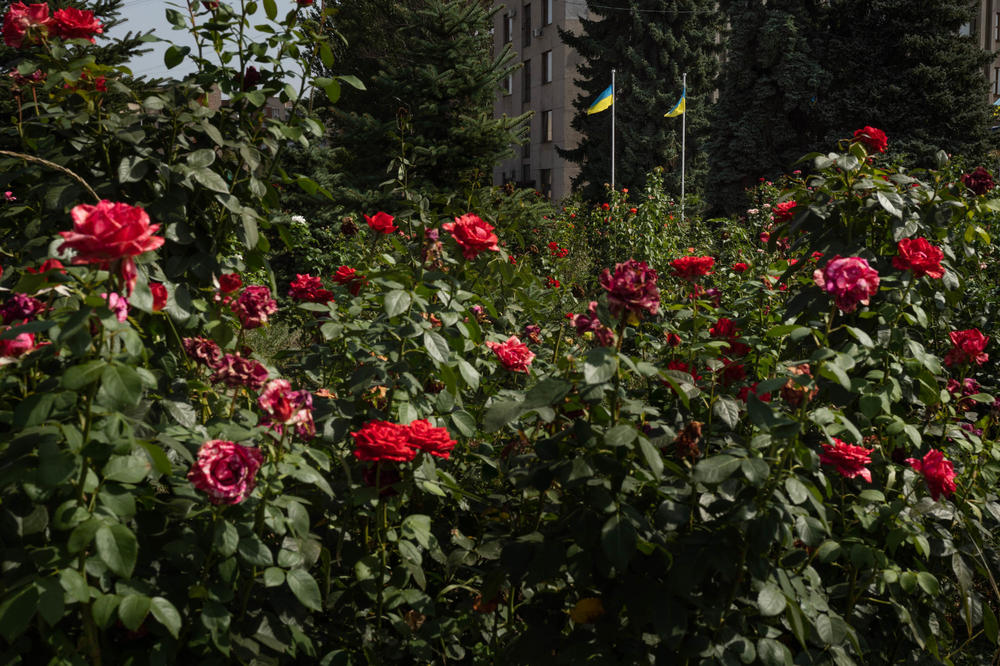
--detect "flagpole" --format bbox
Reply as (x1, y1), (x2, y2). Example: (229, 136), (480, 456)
(611, 68), (616, 190)
(681, 71), (686, 227)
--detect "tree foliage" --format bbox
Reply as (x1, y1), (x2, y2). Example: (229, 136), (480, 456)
(559, 0), (723, 202)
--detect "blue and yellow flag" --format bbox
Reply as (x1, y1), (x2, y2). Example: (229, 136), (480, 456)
(587, 84), (614, 115)
(664, 88), (686, 117)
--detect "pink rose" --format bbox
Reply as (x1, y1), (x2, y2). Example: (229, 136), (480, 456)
(441, 213), (500, 259)
(210, 354), (269, 390)
(819, 439), (874, 483)
(813, 256), (879, 313)
(231, 285), (278, 328)
(183, 336), (222, 368)
(944, 329), (988, 367)
(906, 449), (957, 501)
(101, 292), (129, 323)
(258, 379), (315, 439)
(0, 326), (36, 358)
(2, 3), (54, 48)
(187, 440), (264, 505)
(486, 335), (535, 373)
(1, 293), (44, 324)
(600, 258), (660, 318)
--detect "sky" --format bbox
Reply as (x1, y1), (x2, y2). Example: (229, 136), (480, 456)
(116, 0), (301, 81)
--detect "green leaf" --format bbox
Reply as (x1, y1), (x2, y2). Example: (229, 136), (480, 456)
(604, 425), (635, 448)
(92, 594), (120, 628)
(483, 399), (522, 431)
(62, 360), (107, 389)
(68, 518), (102, 553)
(263, 0), (277, 19)
(286, 569), (322, 611)
(263, 567), (285, 587)
(164, 44), (189, 69)
(423, 330), (450, 364)
(150, 597), (181, 638)
(757, 637), (792, 666)
(238, 532), (273, 567)
(0, 586), (38, 641)
(186, 148), (216, 168)
(60, 568), (89, 604)
(984, 604), (998, 644)
(118, 594), (151, 631)
(213, 520), (239, 558)
(785, 478), (809, 504)
(785, 602), (808, 649)
(583, 347), (617, 384)
(757, 583), (786, 616)
(319, 42), (334, 67)
(693, 455), (741, 484)
(637, 438), (663, 480)
(818, 360), (851, 391)
(450, 410), (476, 437)
(192, 168), (229, 193)
(712, 397), (740, 429)
(95, 523), (138, 578)
(100, 363), (143, 407)
(600, 515), (636, 570)
(338, 74), (366, 90)
(384, 289), (411, 317)
(401, 514), (432, 549)
(322, 78), (341, 103)
(456, 358), (479, 390)
(102, 452), (151, 484)
(916, 571), (939, 596)
(876, 191), (904, 217)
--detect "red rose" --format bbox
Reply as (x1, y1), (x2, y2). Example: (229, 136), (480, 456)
(892, 237), (944, 279)
(665, 331), (681, 347)
(905, 449), (956, 501)
(52, 7), (102, 42)
(718, 358), (746, 385)
(819, 439), (873, 483)
(218, 272), (242, 293)
(0, 325), (36, 358)
(364, 211), (398, 234)
(406, 419), (456, 459)
(26, 258), (65, 276)
(709, 317), (739, 339)
(231, 285), (278, 328)
(732, 262), (748, 273)
(187, 440), (264, 505)
(59, 200), (163, 264)
(296, 0), (313, 5)
(150, 282), (168, 311)
(961, 167), (994, 196)
(352, 420), (417, 463)
(773, 200), (797, 224)
(288, 274), (334, 303)
(600, 258), (660, 319)
(670, 255), (714, 281)
(944, 329), (988, 367)
(2, 2), (54, 48)
(442, 213), (499, 259)
(666, 359), (701, 382)
(852, 126), (888, 154)
(332, 265), (365, 295)
(486, 335), (535, 373)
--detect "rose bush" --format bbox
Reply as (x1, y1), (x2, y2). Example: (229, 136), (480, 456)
(3, 4), (1000, 665)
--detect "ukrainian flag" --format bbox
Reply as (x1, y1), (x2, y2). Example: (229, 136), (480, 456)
(664, 88), (686, 117)
(587, 84), (614, 115)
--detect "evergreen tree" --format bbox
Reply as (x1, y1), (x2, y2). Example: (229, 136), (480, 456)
(706, 0), (830, 213)
(315, 0), (529, 208)
(559, 0), (723, 202)
(825, 0), (991, 162)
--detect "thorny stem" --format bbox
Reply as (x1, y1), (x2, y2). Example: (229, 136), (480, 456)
(0, 150), (100, 202)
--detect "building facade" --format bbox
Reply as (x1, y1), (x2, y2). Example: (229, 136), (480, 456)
(491, 0), (589, 200)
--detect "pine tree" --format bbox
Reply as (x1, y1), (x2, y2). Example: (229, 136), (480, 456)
(316, 0), (529, 208)
(706, 0), (830, 213)
(559, 0), (724, 202)
(825, 0), (991, 161)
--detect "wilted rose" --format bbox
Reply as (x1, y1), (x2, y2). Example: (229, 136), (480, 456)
(187, 440), (264, 505)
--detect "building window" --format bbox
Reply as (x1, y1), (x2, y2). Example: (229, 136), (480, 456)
(539, 169), (552, 198)
(522, 141), (530, 158)
(523, 4), (532, 47)
(503, 14), (513, 43)
(523, 59), (531, 102)
(543, 0), (553, 25)
(541, 110), (553, 142)
(995, 67), (1000, 95)
(994, 12), (999, 41)
(502, 74), (512, 95)
(522, 163), (532, 185)
(542, 50), (552, 83)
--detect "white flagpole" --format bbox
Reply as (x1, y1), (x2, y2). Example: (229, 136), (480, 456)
(611, 68), (616, 190)
(681, 71), (686, 226)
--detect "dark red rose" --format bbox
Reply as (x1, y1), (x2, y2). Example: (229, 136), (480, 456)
(961, 167), (994, 196)
(599, 258), (660, 319)
(852, 126), (888, 153)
